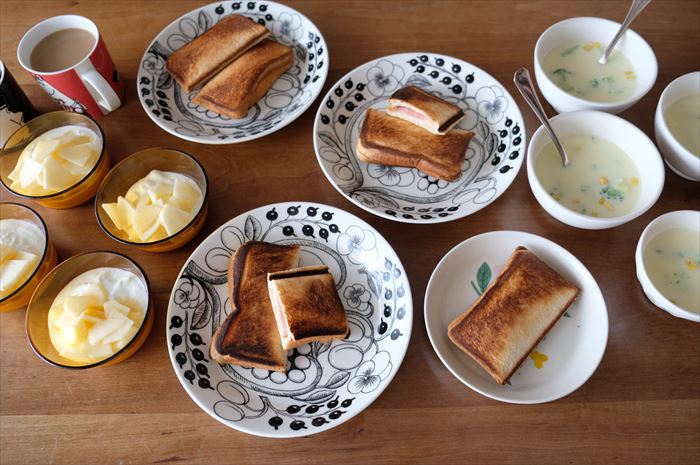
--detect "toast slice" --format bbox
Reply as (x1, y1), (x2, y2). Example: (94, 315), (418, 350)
(166, 14), (270, 93)
(447, 246), (580, 385)
(210, 241), (300, 371)
(267, 265), (349, 350)
(356, 108), (474, 181)
(192, 39), (293, 119)
(387, 85), (465, 134)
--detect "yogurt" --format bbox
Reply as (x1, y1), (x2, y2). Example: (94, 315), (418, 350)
(7, 125), (101, 196)
(48, 267), (148, 363)
(0, 219), (45, 298)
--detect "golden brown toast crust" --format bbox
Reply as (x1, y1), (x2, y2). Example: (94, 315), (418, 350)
(388, 86), (464, 133)
(193, 39), (293, 119)
(447, 246), (580, 385)
(210, 241), (299, 371)
(165, 14), (270, 93)
(356, 109), (474, 181)
(268, 265), (349, 350)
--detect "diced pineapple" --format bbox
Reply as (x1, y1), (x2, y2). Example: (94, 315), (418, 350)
(31, 139), (60, 161)
(104, 300), (131, 318)
(86, 343), (114, 361)
(64, 295), (102, 318)
(173, 177), (201, 212)
(132, 204), (161, 241)
(18, 158), (43, 188)
(102, 319), (134, 344)
(88, 318), (124, 345)
(149, 226), (168, 242)
(41, 156), (73, 190)
(101, 202), (123, 230)
(80, 306), (106, 324)
(115, 327), (138, 350)
(160, 204), (192, 236)
(54, 307), (79, 329)
(60, 319), (88, 346)
(0, 258), (34, 293)
(116, 196), (136, 226)
(58, 142), (94, 166)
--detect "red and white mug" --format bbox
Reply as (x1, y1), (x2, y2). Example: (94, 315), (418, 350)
(17, 15), (124, 118)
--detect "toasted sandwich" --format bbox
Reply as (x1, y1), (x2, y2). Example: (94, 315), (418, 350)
(356, 108), (474, 181)
(166, 14), (270, 93)
(447, 246), (580, 385)
(193, 39), (293, 119)
(267, 265), (349, 350)
(387, 86), (465, 134)
(210, 241), (300, 371)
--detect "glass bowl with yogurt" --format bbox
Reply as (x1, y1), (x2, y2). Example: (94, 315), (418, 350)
(94, 148), (208, 252)
(0, 202), (57, 312)
(526, 110), (664, 229)
(0, 111), (109, 208)
(534, 17), (657, 114)
(636, 210), (700, 323)
(654, 71), (700, 181)
(26, 251), (153, 368)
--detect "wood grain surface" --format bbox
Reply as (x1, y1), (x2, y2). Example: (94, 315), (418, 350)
(1, 1), (699, 464)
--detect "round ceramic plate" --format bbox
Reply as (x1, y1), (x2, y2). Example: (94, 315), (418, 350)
(313, 53), (525, 223)
(424, 231), (608, 403)
(167, 202), (412, 437)
(138, 1), (328, 144)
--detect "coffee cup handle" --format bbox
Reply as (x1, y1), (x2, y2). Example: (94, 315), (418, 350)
(80, 69), (121, 113)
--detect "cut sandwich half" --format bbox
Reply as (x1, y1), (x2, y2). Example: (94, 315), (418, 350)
(166, 14), (271, 93)
(387, 85), (465, 135)
(447, 246), (580, 385)
(210, 241), (300, 371)
(193, 39), (293, 119)
(267, 265), (349, 350)
(356, 108), (474, 181)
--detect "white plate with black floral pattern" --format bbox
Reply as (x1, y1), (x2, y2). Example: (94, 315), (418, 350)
(138, 1), (328, 144)
(425, 231), (608, 403)
(167, 202), (412, 437)
(313, 53), (525, 223)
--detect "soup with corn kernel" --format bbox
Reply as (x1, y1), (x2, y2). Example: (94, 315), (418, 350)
(535, 134), (641, 218)
(643, 228), (700, 313)
(543, 41), (637, 102)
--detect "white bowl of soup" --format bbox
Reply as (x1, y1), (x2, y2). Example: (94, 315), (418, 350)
(527, 110), (664, 229)
(654, 72), (700, 181)
(636, 210), (700, 322)
(534, 17), (657, 114)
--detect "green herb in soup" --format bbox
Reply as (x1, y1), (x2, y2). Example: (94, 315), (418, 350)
(643, 228), (700, 313)
(543, 41), (637, 102)
(664, 94), (700, 157)
(535, 134), (641, 218)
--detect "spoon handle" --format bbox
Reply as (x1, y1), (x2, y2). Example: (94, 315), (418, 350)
(513, 67), (569, 167)
(599, 0), (652, 64)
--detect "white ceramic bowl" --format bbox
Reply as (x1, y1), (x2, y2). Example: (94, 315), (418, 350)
(635, 210), (700, 322)
(534, 17), (657, 114)
(654, 72), (700, 181)
(527, 110), (664, 229)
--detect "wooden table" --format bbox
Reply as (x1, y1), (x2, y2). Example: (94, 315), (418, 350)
(1, 1), (699, 464)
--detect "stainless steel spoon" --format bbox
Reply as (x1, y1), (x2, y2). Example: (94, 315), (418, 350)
(598, 0), (652, 65)
(513, 67), (569, 167)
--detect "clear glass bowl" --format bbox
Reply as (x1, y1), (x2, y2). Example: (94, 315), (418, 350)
(0, 202), (57, 312)
(0, 111), (110, 209)
(25, 251), (153, 369)
(94, 147), (208, 252)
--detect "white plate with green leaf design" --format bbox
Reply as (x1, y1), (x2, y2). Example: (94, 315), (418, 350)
(424, 231), (608, 404)
(167, 202), (411, 437)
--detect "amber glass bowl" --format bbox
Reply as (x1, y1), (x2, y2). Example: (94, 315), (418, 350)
(94, 148), (208, 252)
(0, 203), (58, 312)
(0, 111), (109, 209)
(26, 251), (153, 369)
